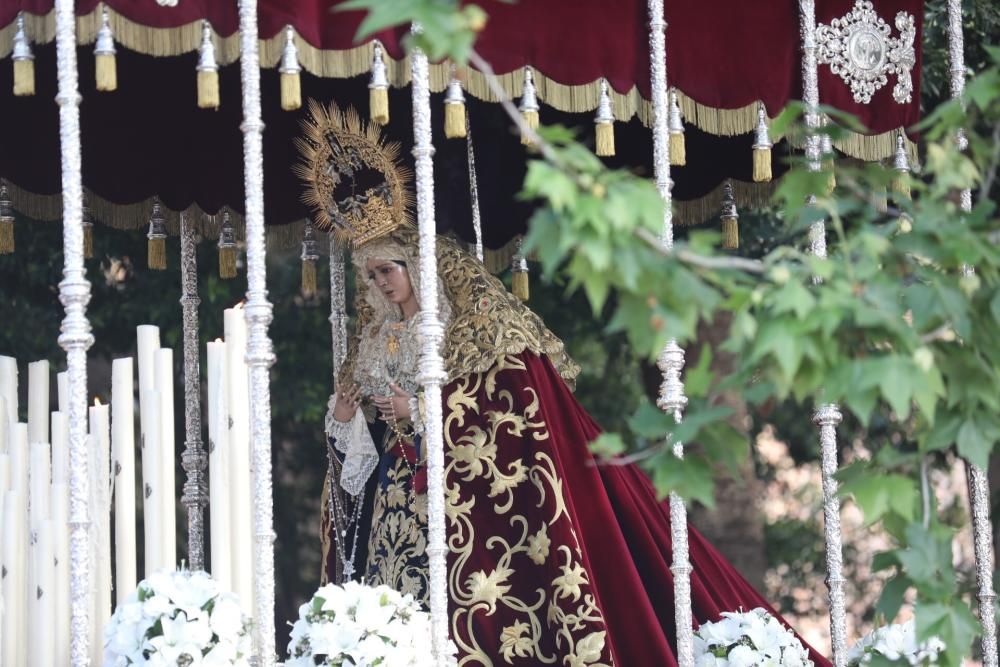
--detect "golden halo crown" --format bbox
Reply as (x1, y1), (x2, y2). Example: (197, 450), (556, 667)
(295, 100), (414, 247)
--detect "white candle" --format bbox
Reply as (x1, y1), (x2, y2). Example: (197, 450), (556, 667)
(2, 490), (26, 667)
(0, 453), (8, 493)
(140, 389), (162, 576)
(136, 325), (160, 560)
(56, 371), (68, 415)
(9, 424), (27, 494)
(0, 356), (17, 429)
(27, 360), (50, 445)
(225, 306), (254, 613)
(154, 348), (176, 572)
(33, 519), (55, 667)
(50, 411), (69, 485)
(50, 483), (70, 667)
(29, 442), (51, 529)
(89, 401), (112, 654)
(207, 340), (232, 591)
(0, 396), (6, 454)
(111, 357), (137, 602)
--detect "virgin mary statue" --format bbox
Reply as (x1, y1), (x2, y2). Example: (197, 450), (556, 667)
(297, 101), (829, 667)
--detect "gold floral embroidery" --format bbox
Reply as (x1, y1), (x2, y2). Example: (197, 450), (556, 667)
(445, 355), (613, 666)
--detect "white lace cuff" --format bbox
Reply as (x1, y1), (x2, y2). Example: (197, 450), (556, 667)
(325, 393), (378, 497)
(408, 392), (426, 436)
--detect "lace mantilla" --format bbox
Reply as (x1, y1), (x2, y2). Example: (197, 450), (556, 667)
(325, 393), (379, 497)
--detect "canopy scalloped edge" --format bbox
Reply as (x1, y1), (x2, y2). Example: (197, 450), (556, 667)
(3, 176), (776, 270)
(1, 7), (913, 160)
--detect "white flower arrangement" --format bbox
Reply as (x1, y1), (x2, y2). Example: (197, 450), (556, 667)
(693, 607), (813, 667)
(847, 620), (945, 666)
(103, 569), (252, 667)
(286, 581), (457, 667)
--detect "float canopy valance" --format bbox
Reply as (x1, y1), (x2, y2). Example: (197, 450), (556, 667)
(0, 0), (924, 251)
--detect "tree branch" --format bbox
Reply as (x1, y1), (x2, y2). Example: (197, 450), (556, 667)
(634, 227), (767, 274)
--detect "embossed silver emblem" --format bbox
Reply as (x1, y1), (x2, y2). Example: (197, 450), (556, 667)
(816, 0), (916, 104)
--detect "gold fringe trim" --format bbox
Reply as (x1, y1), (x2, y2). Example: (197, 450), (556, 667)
(83, 224), (93, 258)
(0, 9), (921, 156)
(0, 219), (13, 254)
(674, 179), (777, 227)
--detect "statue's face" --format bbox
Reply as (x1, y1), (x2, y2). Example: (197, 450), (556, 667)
(365, 257), (413, 306)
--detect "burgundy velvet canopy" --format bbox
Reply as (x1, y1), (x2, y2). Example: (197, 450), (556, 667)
(0, 0), (924, 252)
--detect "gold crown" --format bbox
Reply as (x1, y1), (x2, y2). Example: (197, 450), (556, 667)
(295, 100), (414, 246)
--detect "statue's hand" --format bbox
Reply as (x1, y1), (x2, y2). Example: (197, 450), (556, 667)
(333, 381), (363, 423)
(372, 383), (412, 421)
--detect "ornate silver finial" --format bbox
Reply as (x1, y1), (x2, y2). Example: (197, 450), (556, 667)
(445, 66), (465, 106)
(594, 79), (614, 124)
(668, 88), (684, 136)
(813, 403), (843, 428)
(279, 25), (300, 75)
(300, 222), (318, 262)
(217, 211), (236, 250)
(752, 103), (772, 150)
(0, 183), (12, 220)
(13, 13), (33, 62)
(147, 199), (167, 241)
(95, 5), (115, 57)
(721, 180), (738, 221)
(816, 0), (916, 104)
(519, 66), (539, 113)
(893, 132), (909, 174)
(369, 42), (388, 91)
(656, 339), (688, 417)
(197, 21), (217, 72)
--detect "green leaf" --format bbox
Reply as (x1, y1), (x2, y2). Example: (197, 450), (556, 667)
(878, 356), (915, 420)
(897, 524), (954, 587)
(590, 433), (627, 458)
(627, 401), (674, 440)
(646, 453), (715, 508)
(839, 473), (917, 525)
(875, 575), (911, 623)
(956, 417), (992, 471)
(916, 602), (979, 667)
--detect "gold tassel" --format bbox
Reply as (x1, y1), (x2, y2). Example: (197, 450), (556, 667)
(722, 217), (739, 249)
(96, 54), (117, 92)
(219, 246), (237, 279)
(13, 59), (34, 97)
(279, 25), (302, 111)
(197, 70), (220, 110)
(281, 72), (301, 111)
(753, 148), (772, 183)
(83, 225), (94, 259)
(445, 103), (466, 139)
(668, 89), (685, 166)
(369, 42), (389, 125)
(892, 173), (911, 200)
(875, 186), (888, 214)
(444, 75), (466, 139)
(824, 158), (836, 194)
(512, 271), (529, 301)
(0, 219), (13, 254)
(301, 258), (317, 297)
(197, 21), (219, 110)
(12, 15), (34, 97)
(520, 109), (538, 146)
(669, 132), (686, 166)
(595, 122), (615, 157)
(148, 237), (166, 270)
(94, 6), (117, 92)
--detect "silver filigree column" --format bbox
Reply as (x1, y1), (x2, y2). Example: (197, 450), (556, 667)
(179, 213), (207, 571)
(801, 4), (848, 663)
(329, 236), (348, 381)
(648, 3), (693, 666)
(411, 30), (451, 666)
(236, 1), (278, 663)
(948, 2), (997, 664)
(466, 122), (484, 263)
(53, 0), (94, 664)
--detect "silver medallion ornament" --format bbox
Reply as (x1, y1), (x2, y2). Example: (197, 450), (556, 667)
(816, 0), (915, 104)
